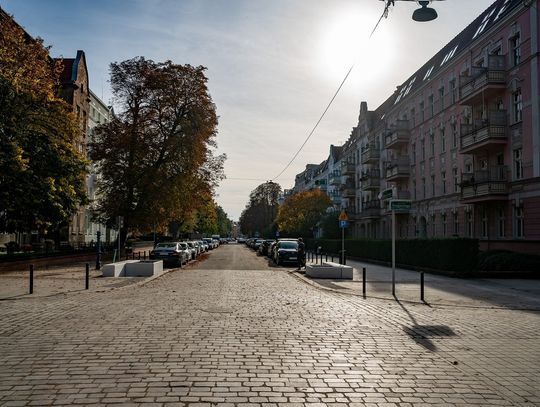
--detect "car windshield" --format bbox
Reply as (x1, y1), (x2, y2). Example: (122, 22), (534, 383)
(155, 243), (176, 248)
(179, 243), (188, 249)
(279, 242), (298, 249)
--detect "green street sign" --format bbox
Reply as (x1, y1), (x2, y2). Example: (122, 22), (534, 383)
(389, 199), (412, 212)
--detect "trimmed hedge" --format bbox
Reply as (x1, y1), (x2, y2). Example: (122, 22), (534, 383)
(306, 238), (479, 272)
(477, 250), (540, 272)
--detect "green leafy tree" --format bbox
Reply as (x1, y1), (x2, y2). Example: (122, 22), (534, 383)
(239, 181), (281, 237)
(0, 13), (87, 234)
(216, 205), (233, 237)
(276, 189), (332, 237)
(89, 57), (225, 247)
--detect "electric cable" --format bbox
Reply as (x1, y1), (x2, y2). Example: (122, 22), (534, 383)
(270, 3), (390, 181)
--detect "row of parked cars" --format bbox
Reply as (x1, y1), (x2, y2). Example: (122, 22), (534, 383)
(244, 238), (301, 266)
(149, 237), (220, 267)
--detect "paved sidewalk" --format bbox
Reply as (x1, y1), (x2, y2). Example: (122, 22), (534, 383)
(0, 245), (539, 406)
(302, 258), (540, 310)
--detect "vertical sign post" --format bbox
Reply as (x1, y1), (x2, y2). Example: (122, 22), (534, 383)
(338, 211), (349, 265)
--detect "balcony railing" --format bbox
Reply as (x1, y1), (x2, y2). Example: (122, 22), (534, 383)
(360, 169), (381, 190)
(460, 110), (507, 154)
(385, 157), (410, 181)
(461, 165), (509, 202)
(384, 120), (411, 149)
(360, 199), (381, 218)
(341, 187), (356, 197)
(361, 144), (380, 164)
(329, 173), (341, 185)
(460, 55), (507, 104)
(341, 163), (356, 175)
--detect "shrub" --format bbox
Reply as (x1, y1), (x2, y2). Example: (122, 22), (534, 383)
(477, 250), (540, 272)
(5, 241), (20, 254)
(306, 238), (478, 272)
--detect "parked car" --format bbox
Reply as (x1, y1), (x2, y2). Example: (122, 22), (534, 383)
(203, 238), (215, 249)
(149, 242), (190, 267)
(268, 241), (278, 259)
(258, 239), (274, 256)
(185, 241), (198, 260)
(274, 239), (299, 265)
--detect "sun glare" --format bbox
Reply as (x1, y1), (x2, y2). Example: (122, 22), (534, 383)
(319, 8), (394, 85)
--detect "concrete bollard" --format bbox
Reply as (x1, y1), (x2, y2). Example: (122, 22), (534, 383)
(420, 272), (425, 302)
(362, 267), (366, 296)
(85, 263), (89, 290)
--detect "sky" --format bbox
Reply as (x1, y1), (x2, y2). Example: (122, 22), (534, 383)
(2, 0), (497, 220)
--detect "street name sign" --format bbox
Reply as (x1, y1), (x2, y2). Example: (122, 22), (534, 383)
(389, 199), (412, 212)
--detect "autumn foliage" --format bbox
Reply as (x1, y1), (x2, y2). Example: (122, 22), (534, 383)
(0, 12), (87, 233)
(276, 189), (332, 237)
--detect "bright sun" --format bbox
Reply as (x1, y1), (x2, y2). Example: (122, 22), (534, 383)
(319, 8), (394, 85)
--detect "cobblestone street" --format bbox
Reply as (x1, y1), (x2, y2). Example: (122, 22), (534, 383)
(1, 245), (539, 406)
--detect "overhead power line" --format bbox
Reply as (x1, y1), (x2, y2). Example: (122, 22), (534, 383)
(270, 4), (389, 182)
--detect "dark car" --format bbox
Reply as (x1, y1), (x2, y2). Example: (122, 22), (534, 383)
(149, 242), (189, 267)
(258, 239), (274, 256)
(274, 240), (299, 265)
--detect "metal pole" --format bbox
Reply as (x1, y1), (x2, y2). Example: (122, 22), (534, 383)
(138, 251), (141, 260)
(362, 267), (366, 296)
(325, 253), (328, 262)
(144, 251), (147, 260)
(96, 230), (101, 270)
(29, 264), (34, 294)
(341, 227), (345, 265)
(392, 209), (396, 296)
(420, 272), (425, 302)
(85, 263), (89, 290)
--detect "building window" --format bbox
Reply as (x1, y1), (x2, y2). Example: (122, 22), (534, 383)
(481, 207), (488, 238)
(442, 171), (446, 194)
(420, 101), (425, 122)
(452, 122), (458, 148)
(428, 94), (434, 117)
(431, 175), (435, 196)
(431, 214), (436, 237)
(513, 148), (523, 180)
(440, 126), (446, 153)
(412, 143), (416, 163)
(453, 168), (459, 193)
(453, 212), (459, 236)
(439, 87), (445, 111)
(514, 206), (524, 238)
(498, 207), (505, 238)
(413, 180), (417, 200)
(510, 32), (521, 67)
(421, 139), (426, 160)
(467, 211), (473, 237)
(430, 133), (435, 156)
(513, 89), (523, 123)
(422, 178), (426, 199)
(411, 108), (416, 127)
(450, 79), (457, 104)
(442, 213), (447, 237)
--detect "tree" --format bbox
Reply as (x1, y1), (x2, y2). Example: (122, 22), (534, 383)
(0, 13), (87, 234)
(89, 57), (225, 247)
(276, 189), (332, 237)
(215, 205), (233, 237)
(239, 181), (281, 237)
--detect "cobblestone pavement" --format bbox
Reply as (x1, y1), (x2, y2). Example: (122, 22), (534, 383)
(0, 245), (539, 406)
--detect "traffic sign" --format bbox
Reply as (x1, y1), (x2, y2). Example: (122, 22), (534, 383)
(339, 220), (349, 228)
(339, 210), (349, 221)
(379, 188), (393, 200)
(389, 199), (412, 212)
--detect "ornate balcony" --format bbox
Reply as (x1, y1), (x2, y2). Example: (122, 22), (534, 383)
(360, 199), (381, 219)
(460, 111), (507, 154)
(360, 169), (381, 190)
(361, 144), (380, 164)
(329, 172), (341, 186)
(460, 166), (509, 203)
(385, 157), (410, 181)
(341, 163), (356, 175)
(384, 120), (411, 149)
(459, 55), (506, 105)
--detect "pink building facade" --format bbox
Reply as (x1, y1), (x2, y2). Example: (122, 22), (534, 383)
(291, 0), (540, 253)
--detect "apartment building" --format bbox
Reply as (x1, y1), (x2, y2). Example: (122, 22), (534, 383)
(290, 0), (540, 253)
